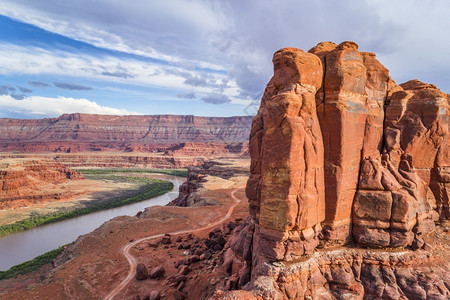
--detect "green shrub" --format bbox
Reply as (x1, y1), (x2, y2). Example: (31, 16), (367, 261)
(0, 175), (173, 237)
(0, 245), (66, 280)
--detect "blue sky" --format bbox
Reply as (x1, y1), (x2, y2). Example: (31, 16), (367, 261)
(0, 0), (449, 118)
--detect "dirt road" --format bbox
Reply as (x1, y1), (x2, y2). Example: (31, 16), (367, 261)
(103, 186), (244, 300)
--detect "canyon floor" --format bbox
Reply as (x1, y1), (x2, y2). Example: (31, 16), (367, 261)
(0, 158), (250, 299)
(0, 174), (138, 226)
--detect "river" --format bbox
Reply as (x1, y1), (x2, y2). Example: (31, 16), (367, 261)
(0, 174), (183, 271)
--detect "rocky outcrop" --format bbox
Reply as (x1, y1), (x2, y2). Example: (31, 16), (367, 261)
(385, 80), (449, 220)
(0, 114), (252, 154)
(308, 42), (400, 242)
(0, 153), (206, 169)
(0, 158), (83, 209)
(220, 41), (449, 299)
(246, 47), (326, 261)
(168, 171), (206, 207)
(169, 161), (250, 207)
(164, 142), (248, 157)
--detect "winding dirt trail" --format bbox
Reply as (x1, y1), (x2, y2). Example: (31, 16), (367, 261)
(103, 186), (244, 300)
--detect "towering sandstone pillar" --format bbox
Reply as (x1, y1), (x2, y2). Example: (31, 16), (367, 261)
(246, 41), (448, 256)
(309, 41), (399, 242)
(246, 47), (326, 260)
(223, 41), (448, 296)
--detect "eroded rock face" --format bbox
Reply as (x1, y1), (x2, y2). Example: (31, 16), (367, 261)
(246, 41), (449, 261)
(0, 114), (252, 154)
(309, 41), (400, 242)
(222, 41), (450, 299)
(0, 158), (84, 209)
(385, 80), (449, 219)
(247, 47), (326, 261)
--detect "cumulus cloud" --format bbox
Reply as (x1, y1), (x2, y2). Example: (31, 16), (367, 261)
(54, 82), (93, 91)
(201, 93), (230, 104)
(177, 92), (196, 99)
(0, 94), (140, 118)
(28, 80), (50, 87)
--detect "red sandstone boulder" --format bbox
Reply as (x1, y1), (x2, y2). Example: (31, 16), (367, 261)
(135, 263), (148, 280)
(148, 266), (165, 279)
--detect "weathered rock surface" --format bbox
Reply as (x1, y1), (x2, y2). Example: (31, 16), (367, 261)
(385, 80), (449, 220)
(0, 114), (252, 154)
(135, 263), (149, 280)
(169, 161), (249, 207)
(221, 41), (449, 299)
(247, 47), (326, 261)
(0, 158), (84, 209)
(309, 41), (400, 242)
(0, 153), (206, 169)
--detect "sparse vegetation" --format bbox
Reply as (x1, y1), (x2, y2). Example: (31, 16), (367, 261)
(0, 169), (177, 237)
(0, 245), (67, 280)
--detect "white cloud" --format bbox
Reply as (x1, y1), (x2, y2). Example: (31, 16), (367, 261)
(0, 0), (449, 100)
(0, 0), (227, 70)
(0, 95), (140, 118)
(0, 42), (244, 103)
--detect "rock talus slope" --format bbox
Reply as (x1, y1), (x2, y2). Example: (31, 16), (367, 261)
(222, 41), (449, 299)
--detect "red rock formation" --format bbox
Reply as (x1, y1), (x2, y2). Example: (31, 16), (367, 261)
(309, 41), (400, 242)
(247, 47), (325, 261)
(385, 80), (449, 219)
(164, 142), (248, 157)
(0, 159), (83, 209)
(221, 41), (449, 299)
(0, 114), (252, 154)
(0, 153), (206, 169)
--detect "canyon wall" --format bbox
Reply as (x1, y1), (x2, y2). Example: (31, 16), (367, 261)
(0, 158), (83, 209)
(0, 114), (252, 154)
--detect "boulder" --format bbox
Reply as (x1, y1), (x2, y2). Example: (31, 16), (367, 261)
(135, 263), (148, 280)
(148, 266), (165, 279)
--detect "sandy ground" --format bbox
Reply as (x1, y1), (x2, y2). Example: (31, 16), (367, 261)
(0, 159), (250, 299)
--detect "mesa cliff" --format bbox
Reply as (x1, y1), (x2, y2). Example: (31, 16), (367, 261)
(220, 41), (449, 299)
(0, 158), (83, 209)
(0, 114), (252, 154)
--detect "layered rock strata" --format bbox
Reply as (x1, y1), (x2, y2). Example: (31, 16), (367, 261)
(0, 159), (83, 209)
(0, 153), (206, 169)
(0, 114), (252, 154)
